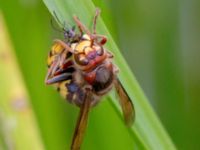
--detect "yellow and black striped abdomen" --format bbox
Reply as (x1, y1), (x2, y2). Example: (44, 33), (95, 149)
(57, 79), (86, 107)
(47, 41), (65, 67)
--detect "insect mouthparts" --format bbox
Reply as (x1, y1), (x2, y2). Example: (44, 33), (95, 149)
(87, 51), (96, 59)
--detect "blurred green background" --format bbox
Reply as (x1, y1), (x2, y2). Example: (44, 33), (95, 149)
(0, 0), (199, 149)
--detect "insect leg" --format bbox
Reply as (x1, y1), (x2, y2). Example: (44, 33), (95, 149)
(71, 87), (92, 150)
(54, 39), (73, 53)
(73, 16), (92, 37)
(45, 73), (72, 85)
(93, 8), (100, 34)
(45, 59), (60, 83)
(105, 50), (114, 58)
(59, 50), (68, 67)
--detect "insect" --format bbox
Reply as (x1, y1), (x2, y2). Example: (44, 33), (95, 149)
(45, 8), (135, 150)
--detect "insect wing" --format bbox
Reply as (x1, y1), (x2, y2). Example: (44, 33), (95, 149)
(114, 78), (135, 126)
(71, 89), (92, 150)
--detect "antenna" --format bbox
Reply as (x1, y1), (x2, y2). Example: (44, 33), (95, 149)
(51, 10), (77, 40)
(53, 11), (72, 31)
(50, 18), (63, 33)
(93, 8), (101, 34)
(53, 11), (63, 27)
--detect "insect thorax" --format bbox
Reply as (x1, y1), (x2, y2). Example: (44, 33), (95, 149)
(48, 35), (115, 107)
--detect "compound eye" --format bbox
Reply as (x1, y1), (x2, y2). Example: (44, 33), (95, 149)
(96, 47), (104, 56)
(74, 53), (89, 66)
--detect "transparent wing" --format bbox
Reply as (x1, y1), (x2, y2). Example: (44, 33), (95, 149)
(71, 89), (92, 150)
(114, 78), (135, 126)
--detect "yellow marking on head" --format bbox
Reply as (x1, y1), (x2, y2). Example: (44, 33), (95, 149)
(75, 40), (91, 53)
(82, 34), (91, 40)
(71, 43), (77, 50)
(79, 54), (86, 61)
(93, 45), (101, 51)
(84, 47), (93, 54)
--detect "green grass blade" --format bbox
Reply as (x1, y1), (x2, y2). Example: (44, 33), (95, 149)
(0, 14), (44, 150)
(43, 0), (176, 149)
